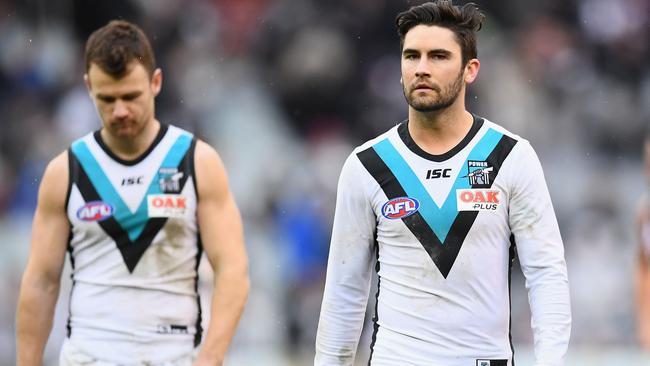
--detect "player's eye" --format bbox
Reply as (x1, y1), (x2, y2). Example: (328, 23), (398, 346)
(97, 96), (115, 103)
(430, 53), (448, 60)
(122, 93), (141, 101)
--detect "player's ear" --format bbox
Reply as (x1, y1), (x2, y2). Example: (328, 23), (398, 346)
(84, 73), (91, 92)
(151, 68), (162, 96)
(464, 59), (480, 84)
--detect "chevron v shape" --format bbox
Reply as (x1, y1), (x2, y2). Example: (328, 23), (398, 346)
(69, 134), (193, 272)
(357, 129), (516, 278)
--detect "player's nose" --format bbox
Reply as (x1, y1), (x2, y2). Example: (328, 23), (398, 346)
(414, 57), (431, 78)
(113, 100), (129, 119)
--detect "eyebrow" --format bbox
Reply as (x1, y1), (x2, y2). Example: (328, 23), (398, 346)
(96, 91), (142, 101)
(402, 48), (453, 56)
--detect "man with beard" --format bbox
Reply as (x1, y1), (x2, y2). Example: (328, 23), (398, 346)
(17, 20), (249, 366)
(314, 2), (571, 365)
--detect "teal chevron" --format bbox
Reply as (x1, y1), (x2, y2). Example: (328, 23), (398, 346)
(372, 128), (503, 242)
(71, 133), (193, 241)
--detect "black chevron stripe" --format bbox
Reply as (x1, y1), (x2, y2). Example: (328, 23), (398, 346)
(357, 132), (517, 278)
(69, 138), (196, 273)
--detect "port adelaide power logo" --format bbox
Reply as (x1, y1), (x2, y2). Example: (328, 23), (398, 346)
(457, 160), (500, 212)
(464, 160), (492, 188)
(158, 167), (184, 193)
(148, 167), (187, 218)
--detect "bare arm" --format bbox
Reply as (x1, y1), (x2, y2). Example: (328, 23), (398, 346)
(635, 203), (650, 350)
(16, 152), (71, 366)
(193, 141), (249, 366)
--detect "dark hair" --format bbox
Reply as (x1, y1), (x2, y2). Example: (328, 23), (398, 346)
(396, 1), (485, 66)
(84, 20), (156, 78)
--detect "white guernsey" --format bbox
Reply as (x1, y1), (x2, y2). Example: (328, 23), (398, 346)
(315, 116), (571, 366)
(64, 124), (202, 363)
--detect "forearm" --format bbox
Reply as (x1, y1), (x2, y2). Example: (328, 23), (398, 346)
(524, 263), (571, 366)
(16, 278), (60, 366)
(195, 269), (249, 364)
(637, 261), (650, 347)
(315, 236), (374, 365)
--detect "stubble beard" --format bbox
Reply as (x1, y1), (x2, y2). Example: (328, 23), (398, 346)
(105, 109), (152, 140)
(403, 68), (465, 113)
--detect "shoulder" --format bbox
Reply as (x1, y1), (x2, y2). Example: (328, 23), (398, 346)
(44, 151), (69, 182)
(481, 118), (528, 144)
(68, 131), (97, 155)
(350, 122), (402, 156)
(481, 117), (538, 160)
(165, 123), (194, 137)
(194, 139), (222, 165)
(335, 124), (402, 189)
(193, 139), (230, 199)
(39, 151), (70, 209)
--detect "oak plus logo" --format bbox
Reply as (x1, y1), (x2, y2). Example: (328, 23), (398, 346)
(147, 194), (187, 218)
(456, 189), (500, 211)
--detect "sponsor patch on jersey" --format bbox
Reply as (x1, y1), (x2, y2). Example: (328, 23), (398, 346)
(77, 201), (114, 222)
(476, 359), (507, 366)
(463, 160), (493, 188)
(148, 194), (187, 218)
(158, 167), (184, 193)
(457, 189), (500, 211)
(157, 324), (189, 334)
(382, 197), (420, 219)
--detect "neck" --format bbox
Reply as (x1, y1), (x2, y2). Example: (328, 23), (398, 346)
(407, 101), (473, 156)
(100, 119), (161, 161)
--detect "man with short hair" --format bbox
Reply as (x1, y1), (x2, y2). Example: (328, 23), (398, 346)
(315, 2), (571, 365)
(16, 20), (249, 366)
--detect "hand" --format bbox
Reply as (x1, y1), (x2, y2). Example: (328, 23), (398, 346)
(192, 352), (224, 366)
(640, 327), (650, 351)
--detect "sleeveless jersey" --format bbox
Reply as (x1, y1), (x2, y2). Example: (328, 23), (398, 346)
(65, 124), (202, 364)
(315, 116), (571, 366)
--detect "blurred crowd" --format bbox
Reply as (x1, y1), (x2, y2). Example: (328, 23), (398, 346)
(1, 0), (649, 364)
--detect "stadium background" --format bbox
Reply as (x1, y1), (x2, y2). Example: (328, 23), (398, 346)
(1, 0), (649, 364)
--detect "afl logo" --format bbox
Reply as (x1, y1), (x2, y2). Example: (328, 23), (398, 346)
(77, 201), (114, 222)
(382, 197), (420, 219)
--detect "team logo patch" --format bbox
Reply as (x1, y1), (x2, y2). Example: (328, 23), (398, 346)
(476, 359), (507, 366)
(382, 197), (420, 219)
(77, 201), (114, 222)
(464, 160), (493, 188)
(157, 324), (189, 334)
(457, 189), (500, 211)
(148, 194), (187, 218)
(158, 168), (184, 193)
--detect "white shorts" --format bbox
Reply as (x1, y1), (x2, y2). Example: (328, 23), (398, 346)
(59, 339), (196, 366)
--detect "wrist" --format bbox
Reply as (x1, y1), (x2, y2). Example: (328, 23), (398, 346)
(195, 349), (224, 366)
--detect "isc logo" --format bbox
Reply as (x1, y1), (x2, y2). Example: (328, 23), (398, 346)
(426, 168), (451, 179)
(382, 197), (420, 219)
(148, 194), (187, 218)
(456, 189), (500, 211)
(77, 201), (114, 222)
